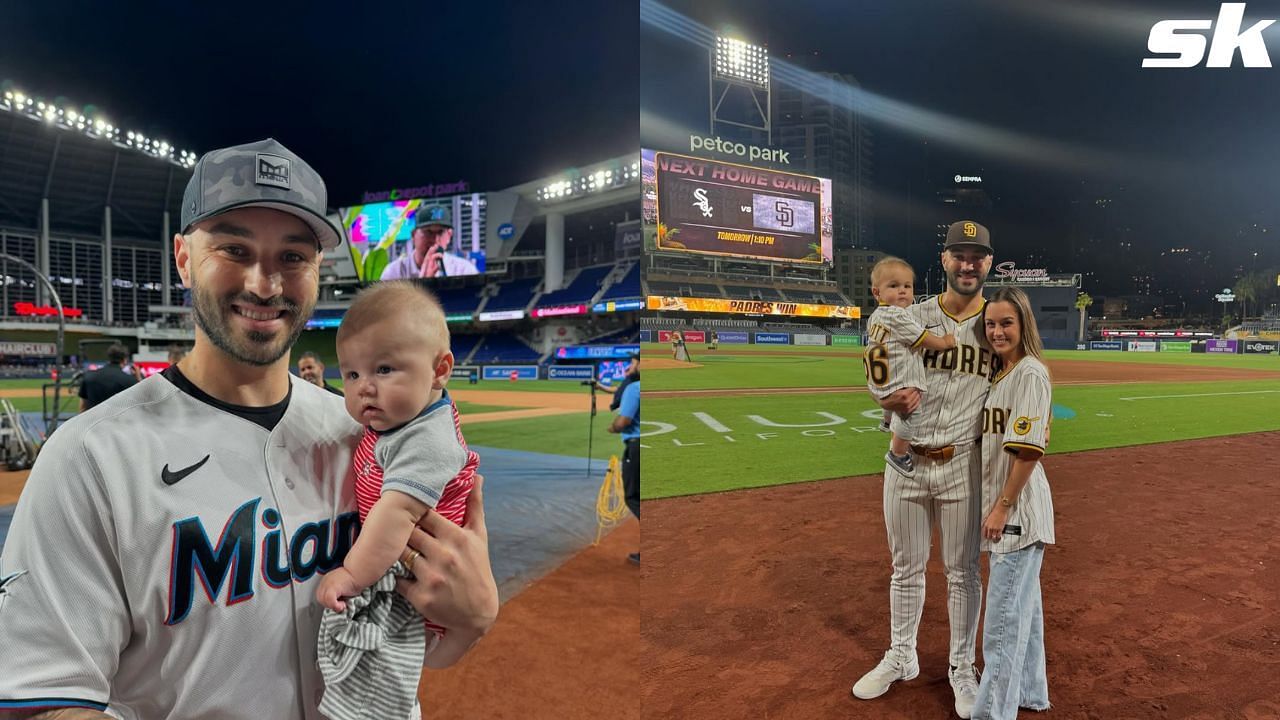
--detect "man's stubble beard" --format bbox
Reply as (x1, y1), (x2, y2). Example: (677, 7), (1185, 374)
(190, 282), (314, 367)
(945, 268), (986, 298)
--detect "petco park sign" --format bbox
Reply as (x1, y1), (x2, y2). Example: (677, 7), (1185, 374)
(689, 134), (790, 165)
(991, 262), (1050, 282)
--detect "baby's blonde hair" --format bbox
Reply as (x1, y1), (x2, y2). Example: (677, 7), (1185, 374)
(336, 281), (449, 351)
(870, 256), (915, 287)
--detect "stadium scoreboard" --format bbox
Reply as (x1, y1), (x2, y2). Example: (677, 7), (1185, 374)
(647, 150), (832, 264)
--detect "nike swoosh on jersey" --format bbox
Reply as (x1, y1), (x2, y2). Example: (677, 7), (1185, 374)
(162, 454), (212, 486)
(0, 570), (27, 596)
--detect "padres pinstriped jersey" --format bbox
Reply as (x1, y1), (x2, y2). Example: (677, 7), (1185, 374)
(864, 304), (929, 400)
(905, 296), (1000, 448)
(980, 356), (1056, 554)
(0, 374), (360, 720)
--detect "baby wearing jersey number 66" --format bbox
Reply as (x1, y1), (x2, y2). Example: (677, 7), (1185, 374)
(864, 257), (956, 477)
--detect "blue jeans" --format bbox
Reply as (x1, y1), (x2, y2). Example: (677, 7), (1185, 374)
(973, 543), (1050, 720)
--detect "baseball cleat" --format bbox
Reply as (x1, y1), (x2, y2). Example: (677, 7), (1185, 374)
(950, 664), (979, 718)
(852, 654), (919, 700)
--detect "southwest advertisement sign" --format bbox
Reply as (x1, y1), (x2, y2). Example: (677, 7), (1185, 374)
(548, 365), (596, 381)
(755, 332), (790, 344)
(646, 296), (860, 319)
(645, 149), (832, 264)
(1243, 341), (1279, 355)
(1090, 341), (1124, 351)
(1205, 339), (1239, 354)
(717, 331), (750, 344)
(482, 365), (539, 381)
(1160, 341), (1192, 353)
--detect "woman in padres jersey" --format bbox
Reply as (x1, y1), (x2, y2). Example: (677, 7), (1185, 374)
(973, 287), (1054, 720)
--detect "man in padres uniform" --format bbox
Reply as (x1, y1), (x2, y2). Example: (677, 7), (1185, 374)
(0, 139), (498, 720)
(853, 221), (998, 719)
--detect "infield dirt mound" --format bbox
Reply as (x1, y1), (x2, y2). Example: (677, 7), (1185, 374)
(641, 431), (1280, 719)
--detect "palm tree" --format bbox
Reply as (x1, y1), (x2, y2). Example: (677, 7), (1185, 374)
(1234, 275), (1258, 321)
(1075, 292), (1093, 344)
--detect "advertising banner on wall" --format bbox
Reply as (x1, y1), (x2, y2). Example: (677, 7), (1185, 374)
(647, 296), (859, 319)
(793, 334), (828, 346)
(482, 365), (539, 381)
(1205, 339), (1239, 354)
(548, 365), (596, 380)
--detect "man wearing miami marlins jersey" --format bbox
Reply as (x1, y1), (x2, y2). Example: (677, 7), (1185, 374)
(0, 139), (498, 720)
(853, 221), (999, 719)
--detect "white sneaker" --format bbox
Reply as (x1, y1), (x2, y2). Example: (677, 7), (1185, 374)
(852, 654), (919, 700)
(950, 664), (979, 718)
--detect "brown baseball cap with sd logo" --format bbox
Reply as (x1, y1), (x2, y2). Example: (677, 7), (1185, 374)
(943, 220), (993, 252)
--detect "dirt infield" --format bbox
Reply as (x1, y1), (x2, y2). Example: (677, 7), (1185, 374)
(644, 358), (704, 370)
(641, 432), (1280, 719)
(423, 519), (639, 720)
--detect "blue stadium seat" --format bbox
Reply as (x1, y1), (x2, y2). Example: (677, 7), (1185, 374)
(599, 264), (640, 301)
(486, 278), (541, 311)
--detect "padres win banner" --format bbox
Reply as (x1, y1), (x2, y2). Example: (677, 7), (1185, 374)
(646, 149), (833, 264)
(647, 296), (860, 320)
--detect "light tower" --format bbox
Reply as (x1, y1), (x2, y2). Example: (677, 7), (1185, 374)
(710, 35), (771, 144)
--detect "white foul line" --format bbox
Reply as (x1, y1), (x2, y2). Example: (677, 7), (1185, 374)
(1118, 390), (1280, 401)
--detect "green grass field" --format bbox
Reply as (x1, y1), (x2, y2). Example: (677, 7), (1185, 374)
(643, 345), (1280, 499)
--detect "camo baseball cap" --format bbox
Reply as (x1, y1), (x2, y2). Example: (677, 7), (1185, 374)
(943, 220), (993, 252)
(180, 138), (344, 250)
(415, 204), (453, 229)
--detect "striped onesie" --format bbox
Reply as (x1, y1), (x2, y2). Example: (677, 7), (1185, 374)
(318, 390), (479, 720)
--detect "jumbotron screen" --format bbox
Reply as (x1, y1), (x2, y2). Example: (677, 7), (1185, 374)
(339, 197), (487, 282)
(642, 148), (832, 264)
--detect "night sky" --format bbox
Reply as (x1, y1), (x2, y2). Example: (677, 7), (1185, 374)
(0, 1), (637, 206)
(643, 0), (1280, 308)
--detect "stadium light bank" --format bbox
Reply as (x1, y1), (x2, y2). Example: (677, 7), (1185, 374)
(0, 84), (197, 169)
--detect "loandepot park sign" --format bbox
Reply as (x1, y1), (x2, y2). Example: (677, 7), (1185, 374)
(689, 134), (790, 164)
(360, 180), (470, 203)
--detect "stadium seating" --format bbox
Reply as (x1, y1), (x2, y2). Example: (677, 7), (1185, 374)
(449, 334), (482, 362)
(538, 265), (614, 307)
(599, 263), (640, 301)
(646, 280), (721, 297)
(435, 286), (486, 315)
(470, 333), (541, 364)
(485, 278), (541, 312)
